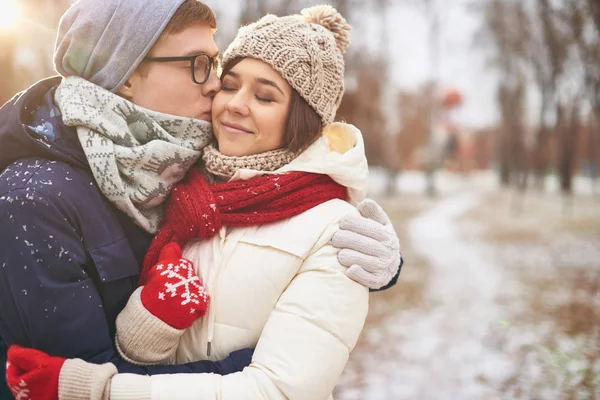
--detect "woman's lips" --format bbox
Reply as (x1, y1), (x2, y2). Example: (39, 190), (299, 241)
(221, 121), (253, 135)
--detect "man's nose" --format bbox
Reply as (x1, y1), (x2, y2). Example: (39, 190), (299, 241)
(202, 71), (221, 98)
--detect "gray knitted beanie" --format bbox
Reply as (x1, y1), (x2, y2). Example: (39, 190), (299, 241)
(223, 5), (351, 126)
(54, 0), (186, 92)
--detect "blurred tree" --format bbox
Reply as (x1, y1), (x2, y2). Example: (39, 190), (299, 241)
(497, 77), (527, 188)
(372, 0), (402, 194)
(395, 85), (433, 170)
(475, 0), (595, 196)
(572, 0), (600, 189)
(556, 98), (582, 195)
(404, 0), (444, 196)
(532, 0), (569, 191)
(337, 55), (387, 166)
(239, 0), (297, 25)
(588, 0), (600, 32)
(477, 0), (530, 187)
(238, 0), (356, 26)
(521, 0), (556, 191)
(402, 0), (465, 195)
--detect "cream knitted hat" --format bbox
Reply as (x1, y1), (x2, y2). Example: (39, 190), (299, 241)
(222, 5), (351, 126)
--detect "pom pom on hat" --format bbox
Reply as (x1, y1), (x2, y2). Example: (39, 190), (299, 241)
(302, 5), (351, 54)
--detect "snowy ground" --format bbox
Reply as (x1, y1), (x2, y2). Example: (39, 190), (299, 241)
(334, 170), (600, 400)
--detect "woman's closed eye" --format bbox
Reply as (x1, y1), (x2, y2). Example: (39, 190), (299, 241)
(221, 85), (237, 92)
(220, 79), (275, 102)
(255, 94), (274, 103)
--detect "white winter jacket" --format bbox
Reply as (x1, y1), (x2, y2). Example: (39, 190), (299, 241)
(111, 123), (370, 400)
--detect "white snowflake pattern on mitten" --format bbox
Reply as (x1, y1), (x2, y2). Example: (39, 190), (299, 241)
(6, 361), (31, 400)
(11, 379), (30, 400)
(155, 259), (209, 309)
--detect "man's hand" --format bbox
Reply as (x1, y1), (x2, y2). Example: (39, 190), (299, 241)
(7, 345), (65, 400)
(141, 243), (209, 330)
(7, 345), (118, 400)
(333, 199), (402, 290)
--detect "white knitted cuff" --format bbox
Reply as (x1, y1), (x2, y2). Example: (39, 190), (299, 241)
(58, 359), (117, 400)
(109, 374), (152, 400)
(115, 287), (183, 365)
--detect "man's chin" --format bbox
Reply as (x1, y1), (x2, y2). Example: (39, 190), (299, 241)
(199, 112), (213, 122)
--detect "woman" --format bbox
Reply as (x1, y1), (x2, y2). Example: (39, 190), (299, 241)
(9, 6), (376, 399)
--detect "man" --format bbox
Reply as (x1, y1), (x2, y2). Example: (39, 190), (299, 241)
(0, 0), (401, 398)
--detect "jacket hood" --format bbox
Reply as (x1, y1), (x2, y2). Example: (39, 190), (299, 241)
(0, 77), (89, 172)
(230, 122), (369, 205)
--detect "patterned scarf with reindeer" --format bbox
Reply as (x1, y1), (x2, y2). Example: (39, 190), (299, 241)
(54, 76), (213, 233)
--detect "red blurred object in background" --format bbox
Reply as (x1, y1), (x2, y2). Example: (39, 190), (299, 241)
(442, 89), (463, 108)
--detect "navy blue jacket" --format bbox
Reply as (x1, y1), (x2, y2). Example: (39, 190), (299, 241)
(0, 78), (253, 399)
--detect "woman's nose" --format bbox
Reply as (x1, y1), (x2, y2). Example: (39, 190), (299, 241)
(226, 92), (249, 116)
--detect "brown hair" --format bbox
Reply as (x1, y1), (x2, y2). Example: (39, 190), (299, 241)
(221, 57), (323, 154)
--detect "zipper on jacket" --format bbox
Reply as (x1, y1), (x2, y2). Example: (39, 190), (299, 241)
(206, 226), (248, 358)
(206, 227), (227, 358)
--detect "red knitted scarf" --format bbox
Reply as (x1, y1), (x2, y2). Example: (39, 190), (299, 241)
(139, 169), (347, 284)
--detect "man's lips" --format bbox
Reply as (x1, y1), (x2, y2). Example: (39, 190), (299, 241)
(221, 121), (253, 134)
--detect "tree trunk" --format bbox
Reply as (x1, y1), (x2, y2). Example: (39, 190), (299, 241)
(386, 170), (399, 195)
(534, 90), (551, 190)
(588, 0), (600, 33)
(499, 131), (511, 187)
(425, 3), (440, 198)
(509, 102), (526, 190)
(591, 108), (600, 194)
(558, 102), (581, 195)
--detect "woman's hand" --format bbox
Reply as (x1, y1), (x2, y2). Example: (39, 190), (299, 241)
(140, 243), (209, 330)
(332, 199), (402, 290)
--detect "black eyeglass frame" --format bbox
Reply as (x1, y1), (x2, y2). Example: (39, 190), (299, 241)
(143, 54), (220, 84)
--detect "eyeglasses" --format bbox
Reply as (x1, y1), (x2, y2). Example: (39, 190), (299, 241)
(143, 53), (221, 84)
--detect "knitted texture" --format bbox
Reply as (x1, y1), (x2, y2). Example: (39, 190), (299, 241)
(202, 142), (298, 179)
(139, 169), (347, 284)
(333, 199), (402, 290)
(6, 345), (66, 400)
(58, 359), (118, 400)
(141, 243), (209, 330)
(55, 76), (213, 233)
(223, 5), (351, 126)
(116, 287), (182, 366)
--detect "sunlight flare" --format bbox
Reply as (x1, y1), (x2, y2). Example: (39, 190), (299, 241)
(0, 0), (22, 31)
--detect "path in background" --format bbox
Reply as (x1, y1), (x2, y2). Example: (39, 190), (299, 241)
(336, 191), (515, 400)
(335, 172), (600, 399)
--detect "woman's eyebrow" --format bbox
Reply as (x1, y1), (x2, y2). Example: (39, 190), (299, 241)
(225, 71), (284, 95)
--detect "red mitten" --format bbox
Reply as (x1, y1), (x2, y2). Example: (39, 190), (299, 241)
(140, 243), (209, 329)
(6, 345), (66, 400)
